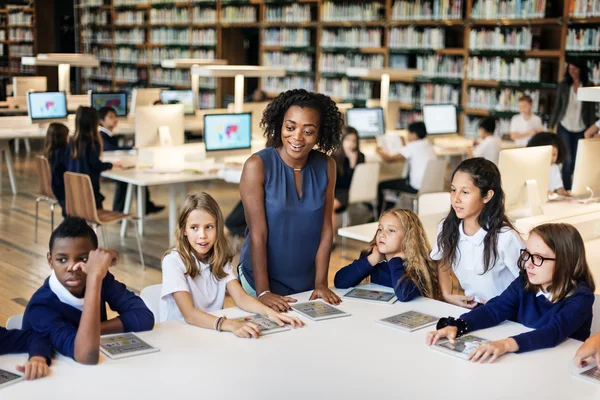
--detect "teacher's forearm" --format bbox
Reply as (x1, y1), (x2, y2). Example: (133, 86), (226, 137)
(314, 227), (333, 288)
(249, 233), (270, 294)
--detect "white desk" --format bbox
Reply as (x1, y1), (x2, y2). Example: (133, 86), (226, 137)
(1, 288), (597, 399)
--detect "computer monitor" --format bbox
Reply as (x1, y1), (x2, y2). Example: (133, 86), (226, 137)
(571, 139), (600, 198)
(226, 101), (269, 136)
(423, 104), (458, 135)
(498, 146), (552, 217)
(13, 76), (47, 96)
(346, 107), (385, 138)
(204, 113), (252, 158)
(130, 88), (162, 115)
(135, 104), (185, 148)
(160, 90), (196, 116)
(90, 92), (128, 116)
(27, 92), (68, 122)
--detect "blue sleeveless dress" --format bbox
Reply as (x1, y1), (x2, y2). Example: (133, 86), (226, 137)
(240, 147), (329, 295)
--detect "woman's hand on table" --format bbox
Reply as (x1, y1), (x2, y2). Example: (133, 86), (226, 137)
(259, 292), (297, 312)
(309, 285), (341, 305)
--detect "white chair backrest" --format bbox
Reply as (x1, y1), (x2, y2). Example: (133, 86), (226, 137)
(140, 284), (162, 322)
(6, 313), (24, 330)
(419, 158), (448, 194)
(418, 192), (451, 217)
(348, 163), (381, 205)
(592, 294), (600, 335)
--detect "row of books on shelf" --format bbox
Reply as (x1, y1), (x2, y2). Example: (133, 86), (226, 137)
(114, 0), (149, 6)
(8, 11), (33, 25)
(471, 0), (546, 19)
(83, 29), (112, 43)
(150, 8), (190, 24)
(389, 83), (460, 105)
(9, 28), (33, 42)
(466, 87), (540, 112)
(416, 55), (463, 78)
(262, 52), (313, 72)
(464, 115), (512, 138)
(321, 28), (382, 49)
(221, 6), (256, 23)
(569, 0), (600, 17)
(389, 27), (445, 50)
(0, 31), (5, 41)
(82, 10), (109, 25)
(469, 27), (533, 50)
(115, 11), (145, 25)
(319, 53), (384, 73)
(151, 48), (215, 62)
(263, 76), (316, 94)
(566, 28), (600, 52)
(263, 28), (310, 47)
(9, 44), (32, 56)
(391, 0), (463, 21)
(115, 29), (145, 45)
(467, 57), (541, 82)
(318, 78), (373, 101)
(151, 28), (189, 44)
(79, 0), (104, 7)
(265, 4), (311, 23)
(95, 47), (216, 65)
(321, 2), (382, 22)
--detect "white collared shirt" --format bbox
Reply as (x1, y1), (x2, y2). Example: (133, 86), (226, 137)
(399, 139), (437, 190)
(549, 163), (564, 192)
(431, 221), (524, 303)
(99, 126), (113, 137)
(536, 289), (552, 301)
(509, 113), (543, 147)
(473, 135), (502, 165)
(49, 270), (85, 311)
(159, 251), (236, 322)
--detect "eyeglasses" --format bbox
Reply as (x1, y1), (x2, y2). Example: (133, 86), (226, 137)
(519, 249), (555, 267)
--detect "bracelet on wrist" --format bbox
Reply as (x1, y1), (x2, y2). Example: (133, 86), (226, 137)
(436, 317), (469, 337)
(216, 316), (227, 332)
(257, 290), (271, 299)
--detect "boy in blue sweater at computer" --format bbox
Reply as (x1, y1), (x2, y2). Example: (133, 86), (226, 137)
(0, 327), (52, 380)
(22, 217), (155, 365)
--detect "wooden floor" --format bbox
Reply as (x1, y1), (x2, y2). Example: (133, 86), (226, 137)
(0, 143), (368, 325)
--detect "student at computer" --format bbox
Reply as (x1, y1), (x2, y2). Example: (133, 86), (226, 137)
(22, 217), (154, 365)
(376, 121), (436, 214)
(509, 95), (544, 146)
(98, 107), (164, 214)
(574, 333), (600, 368)
(43, 122), (69, 216)
(334, 208), (440, 302)
(432, 158), (524, 308)
(160, 192), (303, 337)
(468, 117), (502, 165)
(527, 132), (569, 197)
(427, 223), (595, 363)
(66, 106), (121, 210)
(238, 89), (343, 311)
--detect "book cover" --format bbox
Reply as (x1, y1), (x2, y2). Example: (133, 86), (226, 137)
(0, 368), (22, 390)
(291, 301), (351, 321)
(234, 314), (291, 335)
(343, 287), (398, 304)
(100, 332), (160, 360)
(377, 310), (439, 332)
(432, 335), (489, 360)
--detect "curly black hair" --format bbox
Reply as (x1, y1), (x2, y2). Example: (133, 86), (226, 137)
(260, 89), (343, 154)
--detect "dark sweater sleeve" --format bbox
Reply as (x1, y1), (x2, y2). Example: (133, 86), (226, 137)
(388, 257), (420, 302)
(0, 327), (53, 364)
(87, 141), (113, 174)
(549, 83), (566, 128)
(25, 303), (78, 360)
(103, 273), (155, 332)
(460, 277), (522, 333)
(510, 288), (595, 354)
(334, 257), (375, 288)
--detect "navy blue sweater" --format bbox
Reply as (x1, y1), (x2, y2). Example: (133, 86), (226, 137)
(22, 272), (154, 360)
(49, 147), (68, 211)
(100, 128), (130, 152)
(66, 139), (113, 207)
(334, 256), (420, 302)
(0, 327), (53, 365)
(460, 275), (594, 353)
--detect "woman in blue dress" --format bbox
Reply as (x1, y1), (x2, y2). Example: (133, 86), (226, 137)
(238, 89), (343, 311)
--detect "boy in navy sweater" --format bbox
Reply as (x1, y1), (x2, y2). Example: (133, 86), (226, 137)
(0, 327), (52, 379)
(427, 223), (595, 363)
(23, 217), (154, 365)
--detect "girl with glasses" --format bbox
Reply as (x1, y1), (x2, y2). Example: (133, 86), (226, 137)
(427, 223), (595, 363)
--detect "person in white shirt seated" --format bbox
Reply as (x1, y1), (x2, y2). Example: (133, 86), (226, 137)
(527, 132), (569, 197)
(468, 117), (502, 165)
(509, 95), (544, 146)
(376, 121), (437, 214)
(584, 119), (600, 139)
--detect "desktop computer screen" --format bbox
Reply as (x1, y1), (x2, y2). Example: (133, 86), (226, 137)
(422, 104), (458, 135)
(204, 113), (252, 152)
(27, 92), (68, 121)
(91, 92), (128, 116)
(160, 90), (195, 115)
(346, 107), (385, 138)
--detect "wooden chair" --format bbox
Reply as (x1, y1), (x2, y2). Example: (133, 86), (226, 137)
(35, 155), (59, 243)
(64, 172), (145, 269)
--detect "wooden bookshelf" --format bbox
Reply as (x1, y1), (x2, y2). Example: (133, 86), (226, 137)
(0, 2), (37, 79)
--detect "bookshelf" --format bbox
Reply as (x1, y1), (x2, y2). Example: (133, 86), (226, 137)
(0, 2), (37, 80)
(74, 0), (597, 135)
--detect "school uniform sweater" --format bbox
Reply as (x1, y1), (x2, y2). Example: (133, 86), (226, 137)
(0, 327), (53, 364)
(100, 127), (130, 152)
(460, 275), (594, 353)
(333, 256), (420, 302)
(66, 140), (113, 206)
(22, 272), (154, 360)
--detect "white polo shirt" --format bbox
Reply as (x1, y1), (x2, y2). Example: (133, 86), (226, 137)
(473, 135), (502, 165)
(509, 113), (543, 147)
(159, 250), (236, 322)
(431, 221), (524, 303)
(399, 139), (437, 190)
(549, 163), (564, 192)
